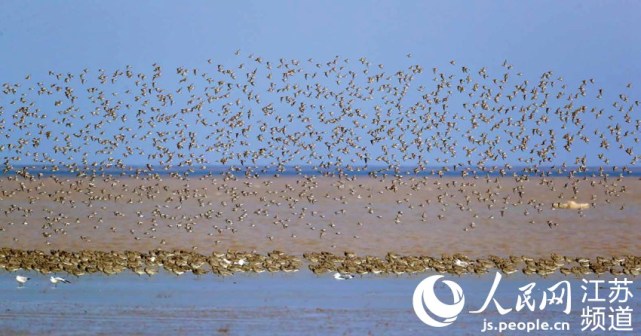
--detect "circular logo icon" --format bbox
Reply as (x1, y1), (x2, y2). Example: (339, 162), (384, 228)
(413, 275), (465, 327)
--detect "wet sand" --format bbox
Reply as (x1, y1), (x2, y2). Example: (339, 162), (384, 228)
(2, 174), (637, 335)
(0, 175), (639, 258)
(0, 270), (637, 335)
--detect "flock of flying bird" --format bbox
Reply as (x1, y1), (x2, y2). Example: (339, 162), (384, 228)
(1, 52), (639, 171)
(0, 52), (640, 279)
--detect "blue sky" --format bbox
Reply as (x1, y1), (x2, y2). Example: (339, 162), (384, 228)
(0, 1), (640, 168)
(2, 1), (640, 82)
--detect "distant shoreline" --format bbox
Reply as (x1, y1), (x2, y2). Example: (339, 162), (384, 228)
(3, 164), (640, 178)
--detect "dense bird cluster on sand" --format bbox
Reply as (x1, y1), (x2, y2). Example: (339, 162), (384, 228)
(305, 252), (641, 277)
(1, 248), (640, 278)
(1, 53), (640, 278)
(1, 248), (301, 277)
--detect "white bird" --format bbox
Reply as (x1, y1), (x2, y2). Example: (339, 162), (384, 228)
(50, 276), (71, 287)
(552, 200), (590, 210)
(16, 275), (30, 287)
(454, 259), (469, 267)
(333, 272), (354, 280)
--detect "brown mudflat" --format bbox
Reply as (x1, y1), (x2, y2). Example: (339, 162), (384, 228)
(0, 175), (639, 258)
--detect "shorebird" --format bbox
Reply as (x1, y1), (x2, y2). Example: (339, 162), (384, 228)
(50, 276), (71, 287)
(454, 259), (469, 267)
(333, 272), (354, 280)
(16, 275), (30, 287)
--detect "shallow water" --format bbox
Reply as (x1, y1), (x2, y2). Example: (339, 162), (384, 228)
(0, 271), (638, 335)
